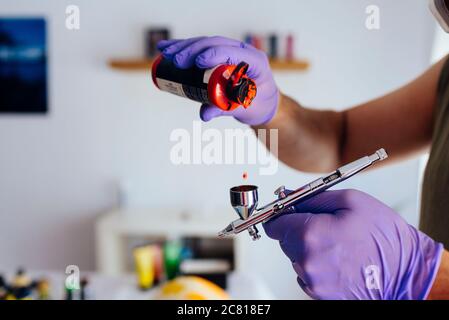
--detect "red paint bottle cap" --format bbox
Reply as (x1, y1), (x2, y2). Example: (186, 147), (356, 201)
(226, 62), (257, 109)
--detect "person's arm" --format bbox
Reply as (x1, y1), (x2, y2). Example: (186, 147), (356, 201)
(428, 250), (449, 300)
(157, 36), (446, 171)
(255, 56), (448, 172)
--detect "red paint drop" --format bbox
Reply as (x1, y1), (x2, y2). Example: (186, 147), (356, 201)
(243, 172), (248, 180)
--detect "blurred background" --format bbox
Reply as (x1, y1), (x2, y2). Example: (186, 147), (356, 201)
(0, 0), (448, 300)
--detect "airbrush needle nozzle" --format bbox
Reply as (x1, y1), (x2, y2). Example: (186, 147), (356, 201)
(218, 224), (234, 238)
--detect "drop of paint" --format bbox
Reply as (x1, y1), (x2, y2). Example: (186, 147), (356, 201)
(243, 172), (248, 180)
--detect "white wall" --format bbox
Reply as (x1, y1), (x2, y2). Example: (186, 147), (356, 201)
(0, 0), (436, 299)
(432, 19), (449, 62)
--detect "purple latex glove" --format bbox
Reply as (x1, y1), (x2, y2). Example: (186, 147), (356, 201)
(157, 36), (279, 126)
(263, 189), (443, 300)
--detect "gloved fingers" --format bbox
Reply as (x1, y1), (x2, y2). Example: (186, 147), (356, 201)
(199, 104), (227, 122)
(160, 36), (207, 60)
(195, 46), (266, 78)
(272, 189), (350, 216)
(157, 39), (182, 51)
(277, 188), (337, 215)
(173, 36), (248, 69)
(263, 212), (314, 241)
(289, 190), (354, 214)
(297, 277), (318, 300)
(294, 266), (317, 299)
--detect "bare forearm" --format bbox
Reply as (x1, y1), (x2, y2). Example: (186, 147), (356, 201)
(253, 57), (446, 173)
(428, 250), (449, 300)
(253, 93), (344, 173)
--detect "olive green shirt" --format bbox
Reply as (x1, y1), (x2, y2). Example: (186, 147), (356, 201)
(420, 57), (449, 249)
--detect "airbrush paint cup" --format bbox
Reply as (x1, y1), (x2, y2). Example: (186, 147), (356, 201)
(230, 185), (258, 220)
(230, 185), (260, 240)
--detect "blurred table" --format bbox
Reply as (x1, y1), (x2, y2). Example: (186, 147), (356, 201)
(2, 270), (274, 300)
(95, 208), (248, 275)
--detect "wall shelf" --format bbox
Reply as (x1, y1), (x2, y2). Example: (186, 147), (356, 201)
(108, 58), (310, 72)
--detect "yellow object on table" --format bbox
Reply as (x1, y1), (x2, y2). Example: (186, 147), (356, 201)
(133, 245), (155, 290)
(156, 276), (229, 300)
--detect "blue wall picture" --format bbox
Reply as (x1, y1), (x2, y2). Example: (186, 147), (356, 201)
(0, 18), (47, 114)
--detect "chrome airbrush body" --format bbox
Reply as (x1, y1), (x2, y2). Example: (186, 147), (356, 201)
(219, 149), (389, 240)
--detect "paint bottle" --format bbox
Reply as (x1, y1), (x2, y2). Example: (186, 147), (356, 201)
(286, 34), (294, 61)
(268, 34), (278, 59)
(152, 55), (257, 111)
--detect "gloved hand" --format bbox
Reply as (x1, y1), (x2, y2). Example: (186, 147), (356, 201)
(263, 189), (443, 300)
(157, 36), (279, 126)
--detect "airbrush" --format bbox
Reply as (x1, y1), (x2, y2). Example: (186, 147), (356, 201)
(219, 148), (389, 240)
